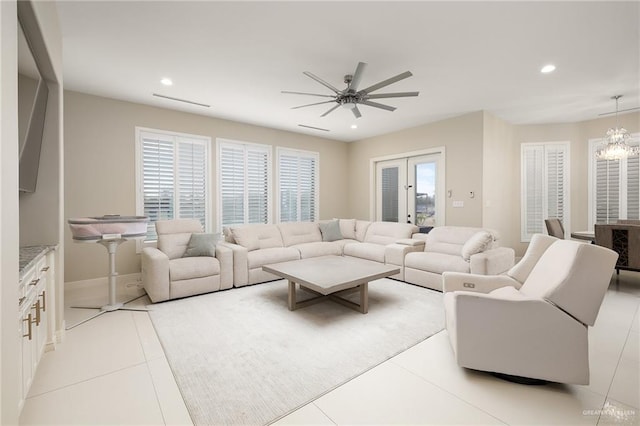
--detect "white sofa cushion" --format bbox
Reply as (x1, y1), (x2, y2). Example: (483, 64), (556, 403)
(355, 220), (372, 242)
(337, 218), (357, 240)
(169, 257), (220, 281)
(293, 241), (343, 258)
(343, 242), (386, 263)
(461, 231), (493, 260)
(364, 222), (418, 246)
(247, 247), (300, 269)
(279, 222), (322, 247)
(230, 224), (283, 251)
(405, 252), (470, 274)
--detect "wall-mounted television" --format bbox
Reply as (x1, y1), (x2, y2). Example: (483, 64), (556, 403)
(18, 18), (48, 193)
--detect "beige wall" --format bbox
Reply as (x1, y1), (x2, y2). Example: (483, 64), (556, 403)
(482, 112), (517, 249)
(347, 111), (485, 226)
(511, 111), (640, 255)
(64, 91), (349, 282)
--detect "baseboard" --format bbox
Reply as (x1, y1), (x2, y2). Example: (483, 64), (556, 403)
(64, 272), (144, 297)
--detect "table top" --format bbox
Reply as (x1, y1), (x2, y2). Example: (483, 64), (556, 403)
(262, 255), (400, 295)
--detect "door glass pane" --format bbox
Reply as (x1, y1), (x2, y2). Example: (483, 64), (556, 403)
(381, 167), (399, 222)
(414, 162), (436, 226)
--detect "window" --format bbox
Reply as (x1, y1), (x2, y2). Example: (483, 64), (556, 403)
(588, 135), (640, 228)
(217, 139), (271, 228)
(277, 148), (319, 222)
(521, 142), (569, 242)
(136, 128), (210, 242)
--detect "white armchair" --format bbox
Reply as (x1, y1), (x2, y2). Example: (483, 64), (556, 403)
(141, 219), (233, 302)
(443, 238), (618, 384)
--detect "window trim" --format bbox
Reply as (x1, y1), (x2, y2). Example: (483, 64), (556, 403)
(216, 138), (273, 231)
(588, 133), (640, 230)
(275, 147), (320, 223)
(520, 141), (570, 242)
(135, 126), (212, 250)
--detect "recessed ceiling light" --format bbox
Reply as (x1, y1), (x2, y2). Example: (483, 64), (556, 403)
(540, 64), (556, 74)
(161, 77), (173, 86)
(351, 124), (358, 129)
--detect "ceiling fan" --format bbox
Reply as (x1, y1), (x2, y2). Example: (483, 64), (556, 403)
(283, 62), (419, 119)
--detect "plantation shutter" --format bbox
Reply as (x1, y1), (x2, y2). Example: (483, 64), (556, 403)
(139, 130), (209, 242)
(595, 158), (620, 224)
(521, 143), (569, 241)
(219, 141), (270, 227)
(381, 167), (399, 223)
(278, 149), (318, 223)
(628, 156), (640, 220)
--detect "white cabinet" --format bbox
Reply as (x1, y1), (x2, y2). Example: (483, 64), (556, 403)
(17, 246), (56, 412)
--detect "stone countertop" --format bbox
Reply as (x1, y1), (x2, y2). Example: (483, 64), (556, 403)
(19, 245), (57, 280)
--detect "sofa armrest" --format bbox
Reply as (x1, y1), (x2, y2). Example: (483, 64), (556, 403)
(411, 233), (429, 242)
(385, 242), (424, 266)
(218, 242), (248, 287)
(141, 247), (170, 303)
(396, 238), (426, 247)
(469, 247), (515, 276)
(442, 272), (521, 294)
(216, 244), (233, 290)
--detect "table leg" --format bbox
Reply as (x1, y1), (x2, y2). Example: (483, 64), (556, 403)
(360, 282), (368, 314)
(288, 280), (296, 311)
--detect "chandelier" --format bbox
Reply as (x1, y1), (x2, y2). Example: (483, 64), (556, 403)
(596, 95), (638, 160)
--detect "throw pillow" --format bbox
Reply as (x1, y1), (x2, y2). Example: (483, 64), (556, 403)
(461, 231), (493, 261)
(319, 219), (343, 242)
(335, 218), (357, 240)
(183, 233), (217, 257)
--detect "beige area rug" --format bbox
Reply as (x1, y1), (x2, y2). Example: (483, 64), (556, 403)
(149, 278), (445, 425)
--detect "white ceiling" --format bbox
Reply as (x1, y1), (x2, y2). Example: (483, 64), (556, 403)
(56, 1), (640, 142)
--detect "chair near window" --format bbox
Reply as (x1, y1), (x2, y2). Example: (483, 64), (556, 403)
(544, 218), (565, 239)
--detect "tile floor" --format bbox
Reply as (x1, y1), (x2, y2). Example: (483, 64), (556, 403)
(19, 272), (640, 425)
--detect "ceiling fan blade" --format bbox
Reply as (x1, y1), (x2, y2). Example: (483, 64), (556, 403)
(359, 71), (413, 94)
(352, 105), (362, 119)
(282, 90), (336, 98)
(321, 104), (341, 117)
(303, 71), (341, 94)
(349, 62), (367, 92)
(365, 91), (419, 99)
(291, 100), (336, 110)
(360, 100), (396, 112)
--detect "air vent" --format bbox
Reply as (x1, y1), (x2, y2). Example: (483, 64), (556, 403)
(152, 93), (210, 108)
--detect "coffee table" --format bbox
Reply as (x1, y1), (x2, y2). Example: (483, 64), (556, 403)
(262, 255), (400, 314)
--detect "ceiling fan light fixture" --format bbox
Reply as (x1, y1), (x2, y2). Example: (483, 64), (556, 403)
(342, 101), (357, 110)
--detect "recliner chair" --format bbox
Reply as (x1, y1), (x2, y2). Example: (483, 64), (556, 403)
(443, 238), (618, 384)
(141, 219), (233, 302)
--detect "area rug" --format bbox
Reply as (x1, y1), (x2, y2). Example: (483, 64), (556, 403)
(148, 278), (445, 425)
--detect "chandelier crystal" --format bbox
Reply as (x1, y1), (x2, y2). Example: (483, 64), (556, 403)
(596, 95), (638, 160)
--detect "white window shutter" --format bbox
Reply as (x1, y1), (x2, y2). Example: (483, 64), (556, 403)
(278, 149), (319, 223)
(142, 136), (175, 241)
(627, 156), (639, 220)
(247, 149), (269, 224)
(177, 140), (207, 230)
(595, 158), (620, 224)
(220, 145), (246, 227)
(521, 142), (569, 242)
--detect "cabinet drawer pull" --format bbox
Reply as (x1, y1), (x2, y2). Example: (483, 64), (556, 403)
(30, 278), (40, 286)
(41, 266), (50, 272)
(41, 290), (46, 312)
(32, 300), (41, 326)
(23, 313), (33, 340)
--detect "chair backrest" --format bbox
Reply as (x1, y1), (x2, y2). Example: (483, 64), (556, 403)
(545, 218), (565, 239)
(520, 240), (618, 326)
(156, 219), (203, 259)
(506, 234), (557, 284)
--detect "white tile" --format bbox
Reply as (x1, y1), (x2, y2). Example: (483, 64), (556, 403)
(631, 308), (640, 335)
(271, 403), (336, 425)
(132, 311), (165, 361)
(596, 398), (639, 425)
(620, 332), (639, 364)
(314, 360), (505, 425)
(608, 356), (640, 409)
(147, 357), (193, 426)
(28, 311), (146, 397)
(20, 363), (164, 425)
(393, 331), (606, 425)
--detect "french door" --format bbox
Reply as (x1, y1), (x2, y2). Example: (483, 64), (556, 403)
(375, 153), (443, 226)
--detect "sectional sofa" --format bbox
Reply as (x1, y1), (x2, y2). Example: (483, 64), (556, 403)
(220, 219), (514, 290)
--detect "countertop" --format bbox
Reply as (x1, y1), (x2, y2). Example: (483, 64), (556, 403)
(19, 245), (57, 279)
